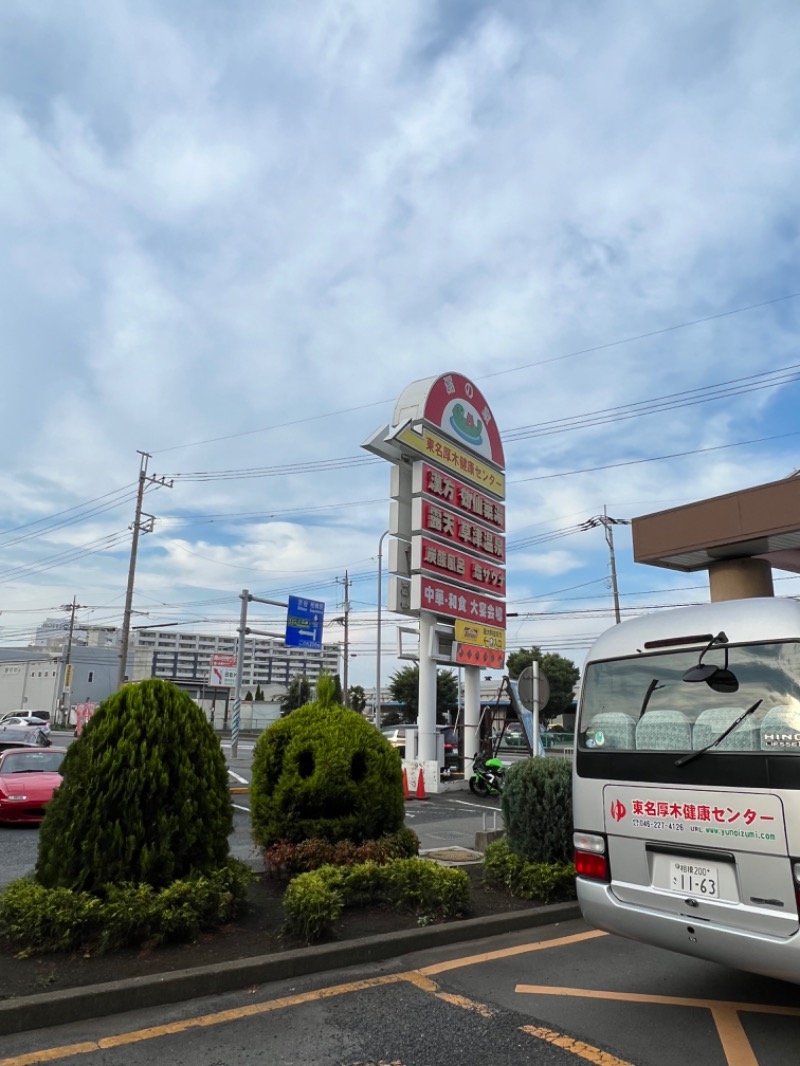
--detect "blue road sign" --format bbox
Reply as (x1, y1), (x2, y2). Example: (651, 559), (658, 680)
(285, 595), (325, 649)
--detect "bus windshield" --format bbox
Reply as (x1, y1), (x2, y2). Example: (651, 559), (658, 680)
(580, 640), (800, 754)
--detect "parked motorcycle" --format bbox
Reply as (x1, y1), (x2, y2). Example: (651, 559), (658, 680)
(468, 754), (505, 796)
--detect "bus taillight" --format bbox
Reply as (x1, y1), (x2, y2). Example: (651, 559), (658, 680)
(792, 861), (800, 912)
(574, 831), (610, 882)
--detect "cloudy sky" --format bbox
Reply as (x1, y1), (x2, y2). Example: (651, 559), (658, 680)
(1, 0), (799, 691)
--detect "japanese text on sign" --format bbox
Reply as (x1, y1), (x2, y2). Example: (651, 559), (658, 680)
(632, 800), (773, 825)
(416, 536), (505, 596)
(411, 574), (506, 627)
(604, 785), (786, 855)
(395, 423), (505, 499)
(415, 462), (505, 530)
(414, 498), (505, 562)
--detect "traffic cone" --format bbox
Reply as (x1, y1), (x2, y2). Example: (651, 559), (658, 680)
(414, 767), (428, 801)
(402, 768), (410, 801)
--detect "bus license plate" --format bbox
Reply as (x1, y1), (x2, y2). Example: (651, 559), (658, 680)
(669, 860), (719, 898)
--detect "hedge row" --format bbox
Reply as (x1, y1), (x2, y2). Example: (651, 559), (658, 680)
(482, 839), (575, 903)
(263, 827), (419, 879)
(283, 857), (471, 943)
(0, 860), (253, 956)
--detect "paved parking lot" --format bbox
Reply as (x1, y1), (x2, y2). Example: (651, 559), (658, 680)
(2, 916), (798, 1065)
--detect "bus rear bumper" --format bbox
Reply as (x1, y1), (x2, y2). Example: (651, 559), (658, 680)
(577, 878), (800, 984)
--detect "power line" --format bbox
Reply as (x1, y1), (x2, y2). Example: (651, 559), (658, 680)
(0, 483), (138, 539)
(482, 291), (800, 377)
(159, 366), (800, 487)
(503, 364), (800, 441)
(149, 291), (800, 454)
(512, 429), (800, 484)
(0, 529), (133, 585)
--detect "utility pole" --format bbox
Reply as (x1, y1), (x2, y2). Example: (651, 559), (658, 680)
(58, 596), (83, 727)
(336, 572), (351, 706)
(117, 451), (173, 689)
(581, 508), (630, 624)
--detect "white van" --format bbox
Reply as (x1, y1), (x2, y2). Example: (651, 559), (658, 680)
(573, 596), (800, 984)
(0, 709), (52, 725)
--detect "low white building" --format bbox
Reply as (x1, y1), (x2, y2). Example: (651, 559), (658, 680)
(0, 646), (118, 720)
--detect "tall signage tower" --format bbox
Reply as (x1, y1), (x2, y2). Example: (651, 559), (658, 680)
(364, 372), (506, 785)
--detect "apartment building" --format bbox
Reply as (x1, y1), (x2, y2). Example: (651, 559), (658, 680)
(33, 619), (341, 694)
(129, 628), (340, 691)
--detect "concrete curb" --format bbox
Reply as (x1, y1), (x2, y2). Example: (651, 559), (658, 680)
(0, 902), (582, 1037)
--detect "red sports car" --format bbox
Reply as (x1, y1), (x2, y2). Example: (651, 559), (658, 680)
(0, 747), (66, 824)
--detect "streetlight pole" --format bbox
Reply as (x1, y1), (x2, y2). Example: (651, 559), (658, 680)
(375, 528), (390, 727)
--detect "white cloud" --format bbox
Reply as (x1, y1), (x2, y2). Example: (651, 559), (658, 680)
(1, 1), (800, 688)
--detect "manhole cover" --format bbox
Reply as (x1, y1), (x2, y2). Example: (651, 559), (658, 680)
(425, 847), (483, 863)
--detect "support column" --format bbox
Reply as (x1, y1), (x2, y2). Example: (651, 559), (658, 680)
(709, 558), (774, 602)
(463, 665), (480, 771)
(417, 612), (438, 762)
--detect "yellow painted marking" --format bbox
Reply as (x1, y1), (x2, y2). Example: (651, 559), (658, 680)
(398, 972), (439, 993)
(229, 787), (249, 794)
(0, 933), (601, 1066)
(517, 985), (800, 1066)
(400, 970), (496, 1016)
(0, 976), (405, 1066)
(521, 1025), (635, 1066)
(3, 928), (793, 1066)
(435, 992), (496, 1018)
(515, 984), (800, 1016)
(710, 1009), (760, 1066)
(420, 928), (607, 975)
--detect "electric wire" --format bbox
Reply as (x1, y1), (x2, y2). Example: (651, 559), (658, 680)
(151, 290), (800, 454)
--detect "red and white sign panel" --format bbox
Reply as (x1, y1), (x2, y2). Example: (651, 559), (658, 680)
(420, 372), (505, 468)
(210, 652), (238, 687)
(411, 574), (507, 628)
(211, 654), (237, 668)
(412, 536), (505, 597)
(412, 462), (505, 531)
(455, 644), (505, 669)
(412, 497), (505, 563)
(74, 702), (97, 736)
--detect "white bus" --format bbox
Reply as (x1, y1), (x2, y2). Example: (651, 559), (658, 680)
(573, 596), (800, 983)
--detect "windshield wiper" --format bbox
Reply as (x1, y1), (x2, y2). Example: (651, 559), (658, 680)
(674, 699), (763, 768)
(638, 678), (664, 720)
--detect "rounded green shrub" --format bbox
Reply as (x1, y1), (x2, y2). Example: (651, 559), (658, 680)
(250, 680), (404, 847)
(482, 839), (575, 902)
(0, 861), (251, 955)
(36, 679), (234, 892)
(282, 858), (470, 942)
(500, 756), (573, 864)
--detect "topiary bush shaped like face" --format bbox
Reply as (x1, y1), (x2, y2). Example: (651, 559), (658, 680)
(250, 696), (404, 847)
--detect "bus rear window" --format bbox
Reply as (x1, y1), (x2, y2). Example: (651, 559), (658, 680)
(579, 641), (800, 754)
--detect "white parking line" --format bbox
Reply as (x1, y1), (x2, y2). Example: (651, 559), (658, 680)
(450, 798), (503, 813)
